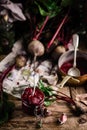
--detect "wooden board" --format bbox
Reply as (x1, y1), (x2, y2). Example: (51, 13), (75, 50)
(0, 85), (87, 130)
(0, 47), (87, 130)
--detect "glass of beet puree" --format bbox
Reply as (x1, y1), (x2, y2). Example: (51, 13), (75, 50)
(60, 57), (87, 76)
(21, 87), (44, 115)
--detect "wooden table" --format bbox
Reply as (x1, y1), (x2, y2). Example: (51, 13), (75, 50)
(0, 84), (87, 130)
(0, 52), (87, 130)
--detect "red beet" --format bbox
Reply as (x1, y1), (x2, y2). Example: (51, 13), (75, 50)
(28, 96), (40, 105)
(21, 87), (44, 115)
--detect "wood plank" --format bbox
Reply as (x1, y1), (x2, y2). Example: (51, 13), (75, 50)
(0, 85), (87, 130)
(0, 55), (87, 130)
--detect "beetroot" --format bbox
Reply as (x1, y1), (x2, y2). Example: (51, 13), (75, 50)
(21, 87), (44, 115)
(28, 96), (40, 105)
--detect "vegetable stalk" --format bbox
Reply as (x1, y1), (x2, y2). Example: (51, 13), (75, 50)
(33, 0), (62, 41)
(47, 13), (68, 49)
(38, 80), (76, 106)
(33, 16), (49, 40)
(0, 65), (14, 101)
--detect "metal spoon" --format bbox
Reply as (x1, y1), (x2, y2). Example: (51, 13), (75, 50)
(68, 34), (80, 77)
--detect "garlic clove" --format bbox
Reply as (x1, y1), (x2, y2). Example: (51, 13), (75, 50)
(57, 113), (67, 124)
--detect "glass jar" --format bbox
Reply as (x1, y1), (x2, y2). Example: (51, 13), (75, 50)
(21, 87), (44, 116)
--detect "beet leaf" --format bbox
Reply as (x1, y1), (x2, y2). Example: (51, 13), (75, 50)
(33, 0), (61, 40)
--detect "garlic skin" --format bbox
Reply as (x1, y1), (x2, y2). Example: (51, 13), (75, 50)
(57, 113), (67, 124)
(44, 108), (52, 117)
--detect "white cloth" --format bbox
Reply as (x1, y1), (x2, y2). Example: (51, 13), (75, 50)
(0, 0), (26, 22)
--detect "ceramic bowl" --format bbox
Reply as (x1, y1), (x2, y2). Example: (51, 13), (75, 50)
(58, 50), (87, 85)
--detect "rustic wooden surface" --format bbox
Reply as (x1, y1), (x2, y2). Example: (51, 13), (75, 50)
(0, 47), (87, 130)
(0, 85), (87, 130)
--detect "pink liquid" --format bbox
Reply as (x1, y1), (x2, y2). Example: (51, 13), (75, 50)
(60, 57), (87, 75)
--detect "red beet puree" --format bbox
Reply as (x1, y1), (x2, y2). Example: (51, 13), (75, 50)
(21, 87), (44, 115)
(60, 57), (87, 75)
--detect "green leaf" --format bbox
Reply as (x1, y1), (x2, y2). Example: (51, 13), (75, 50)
(35, 0), (61, 18)
(35, 2), (49, 16)
(44, 98), (56, 106)
(61, 0), (73, 7)
(38, 80), (56, 106)
(38, 80), (54, 97)
(44, 100), (52, 106)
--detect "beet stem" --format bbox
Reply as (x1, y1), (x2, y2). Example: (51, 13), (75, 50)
(33, 16), (49, 40)
(0, 65), (14, 101)
(56, 95), (75, 105)
(47, 13), (68, 49)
